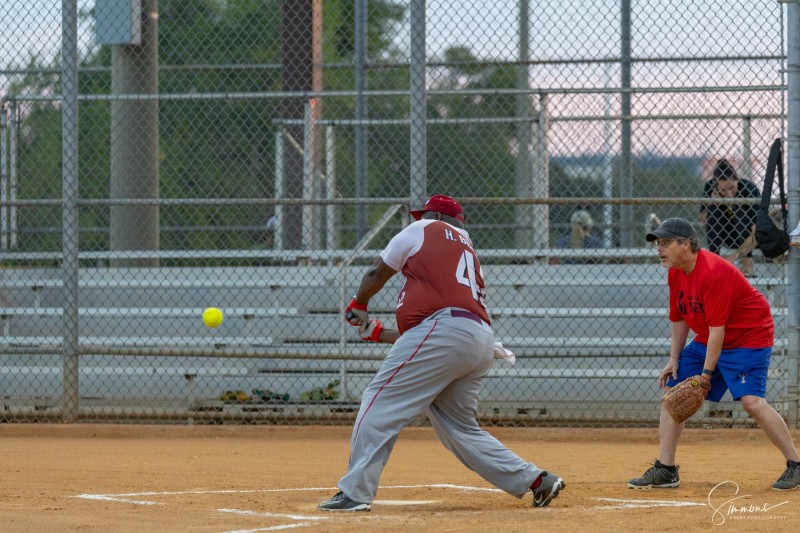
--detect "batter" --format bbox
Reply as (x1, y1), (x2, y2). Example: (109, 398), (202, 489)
(318, 195), (566, 512)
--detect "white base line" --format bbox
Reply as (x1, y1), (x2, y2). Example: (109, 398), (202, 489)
(74, 484), (503, 506)
(77, 494), (164, 506)
(222, 524), (312, 533)
(217, 509), (327, 521)
(77, 487), (707, 531)
(592, 497), (706, 510)
(75, 484), (504, 531)
(373, 500), (439, 506)
(217, 509), (324, 533)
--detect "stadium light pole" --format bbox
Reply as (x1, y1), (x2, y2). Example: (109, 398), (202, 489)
(109, 0), (160, 267)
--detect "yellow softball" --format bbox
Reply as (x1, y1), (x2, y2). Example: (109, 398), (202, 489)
(202, 307), (224, 328)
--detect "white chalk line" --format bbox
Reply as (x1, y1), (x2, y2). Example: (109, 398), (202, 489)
(76, 485), (705, 530)
(373, 500), (439, 505)
(77, 494), (164, 506)
(217, 509), (324, 532)
(75, 487), (333, 506)
(217, 509), (327, 521)
(221, 524), (312, 533)
(74, 483), (502, 506)
(75, 484), (500, 531)
(592, 497), (706, 510)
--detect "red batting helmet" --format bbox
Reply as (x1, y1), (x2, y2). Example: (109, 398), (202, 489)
(409, 195), (465, 222)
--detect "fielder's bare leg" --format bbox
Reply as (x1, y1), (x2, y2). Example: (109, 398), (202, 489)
(740, 396), (800, 462)
(658, 404), (683, 465)
(628, 403), (683, 488)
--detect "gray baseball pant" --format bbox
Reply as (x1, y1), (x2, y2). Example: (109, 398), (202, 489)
(337, 307), (542, 503)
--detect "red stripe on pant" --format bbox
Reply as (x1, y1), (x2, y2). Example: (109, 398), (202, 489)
(348, 319), (439, 460)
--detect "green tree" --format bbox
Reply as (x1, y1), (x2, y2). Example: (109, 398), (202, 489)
(10, 0), (406, 254)
(423, 46), (522, 247)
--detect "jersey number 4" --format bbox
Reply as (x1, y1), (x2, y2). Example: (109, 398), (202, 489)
(456, 251), (487, 307)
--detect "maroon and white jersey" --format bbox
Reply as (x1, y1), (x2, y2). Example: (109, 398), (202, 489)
(380, 219), (490, 333)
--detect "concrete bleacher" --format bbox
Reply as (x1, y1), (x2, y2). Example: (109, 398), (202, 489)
(0, 255), (789, 422)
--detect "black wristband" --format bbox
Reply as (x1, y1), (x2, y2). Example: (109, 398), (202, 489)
(702, 368), (714, 376)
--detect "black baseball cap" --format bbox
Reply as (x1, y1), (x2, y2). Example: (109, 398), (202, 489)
(645, 217), (696, 242)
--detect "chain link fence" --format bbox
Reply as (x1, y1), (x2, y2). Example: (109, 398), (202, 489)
(1, 0), (797, 427)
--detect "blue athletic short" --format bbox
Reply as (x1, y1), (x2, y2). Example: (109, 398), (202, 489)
(665, 340), (771, 402)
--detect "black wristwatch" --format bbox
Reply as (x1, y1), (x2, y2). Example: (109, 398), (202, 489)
(702, 368), (714, 376)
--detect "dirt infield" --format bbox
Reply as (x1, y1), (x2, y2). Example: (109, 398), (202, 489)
(1, 425), (799, 532)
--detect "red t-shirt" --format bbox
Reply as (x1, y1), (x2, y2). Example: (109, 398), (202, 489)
(380, 219), (490, 333)
(667, 249), (773, 348)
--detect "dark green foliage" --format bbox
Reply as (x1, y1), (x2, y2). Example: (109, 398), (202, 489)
(7, 2), (704, 254)
(9, 0), (407, 253)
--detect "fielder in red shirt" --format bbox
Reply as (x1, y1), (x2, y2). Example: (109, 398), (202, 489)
(627, 217), (799, 491)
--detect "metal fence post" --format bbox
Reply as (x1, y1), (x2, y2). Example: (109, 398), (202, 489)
(274, 128), (284, 250)
(619, 0), (633, 247)
(515, 0), (534, 248)
(409, 0), (427, 206)
(602, 66), (615, 246)
(785, 0), (800, 428)
(325, 125), (338, 250)
(61, 0), (80, 423)
(533, 94), (550, 248)
(8, 101), (17, 250)
(354, 0), (368, 240)
(303, 99), (315, 250)
(0, 104), (7, 252)
(742, 117), (752, 182)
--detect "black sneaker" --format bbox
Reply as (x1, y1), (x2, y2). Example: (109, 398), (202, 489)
(772, 461), (800, 491)
(627, 460), (680, 489)
(317, 491), (371, 512)
(531, 471), (566, 508)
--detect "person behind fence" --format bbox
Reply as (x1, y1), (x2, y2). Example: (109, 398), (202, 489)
(555, 210), (604, 264)
(253, 215), (276, 246)
(317, 194), (566, 512)
(627, 217), (800, 491)
(700, 159), (760, 277)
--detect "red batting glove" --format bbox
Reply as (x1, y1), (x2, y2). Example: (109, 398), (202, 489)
(359, 319), (383, 342)
(344, 297), (369, 326)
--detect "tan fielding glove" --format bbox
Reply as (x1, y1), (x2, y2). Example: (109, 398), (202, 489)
(661, 375), (711, 424)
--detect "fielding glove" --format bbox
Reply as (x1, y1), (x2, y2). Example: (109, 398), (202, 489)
(661, 375), (711, 424)
(344, 297), (369, 326)
(358, 319), (383, 342)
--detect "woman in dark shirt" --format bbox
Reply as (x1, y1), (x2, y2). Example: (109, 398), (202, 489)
(700, 159), (760, 277)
